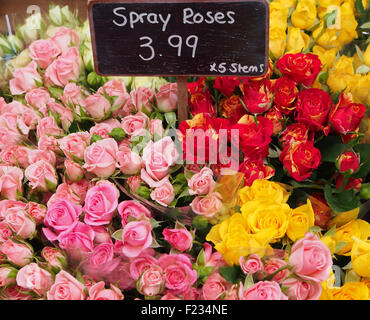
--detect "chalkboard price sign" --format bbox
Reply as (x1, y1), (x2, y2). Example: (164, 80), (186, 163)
(88, 0), (269, 76)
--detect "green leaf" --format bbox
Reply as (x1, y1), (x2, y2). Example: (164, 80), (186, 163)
(151, 237), (161, 248)
(321, 143), (347, 163)
(335, 241), (348, 253)
(355, 0), (365, 13)
(112, 229), (122, 241)
(196, 249), (206, 266)
(324, 185), (361, 213)
(308, 226), (323, 234)
(165, 112), (177, 128)
(47, 86), (64, 100)
(109, 127), (126, 142)
(219, 265), (243, 284)
(356, 65), (370, 74)
(360, 22), (370, 29)
(324, 225), (336, 237)
(149, 218), (161, 229)
(244, 272), (254, 289)
(318, 70), (329, 84)
(90, 134), (103, 144)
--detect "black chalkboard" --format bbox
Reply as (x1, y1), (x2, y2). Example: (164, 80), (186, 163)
(88, 0), (269, 76)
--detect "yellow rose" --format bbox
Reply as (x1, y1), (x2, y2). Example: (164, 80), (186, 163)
(286, 199), (315, 242)
(331, 282), (369, 300)
(327, 55), (355, 93)
(321, 235), (337, 254)
(238, 179), (291, 205)
(333, 219), (370, 255)
(351, 237), (370, 278)
(364, 44), (370, 67)
(319, 269), (337, 300)
(312, 45), (338, 71)
(241, 200), (291, 242)
(273, 0), (297, 10)
(270, 2), (289, 29)
(269, 27), (287, 59)
(351, 74), (370, 106)
(286, 27), (311, 54)
(337, 3), (358, 47)
(317, 0), (342, 18)
(328, 207), (360, 228)
(291, 0), (317, 30)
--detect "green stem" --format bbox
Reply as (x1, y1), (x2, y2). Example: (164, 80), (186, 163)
(263, 265), (291, 281)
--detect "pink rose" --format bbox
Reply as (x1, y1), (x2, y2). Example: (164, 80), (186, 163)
(239, 254), (263, 275)
(137, 265), (166, 297)
(90, 119), (121, 139)
(41, 247), (66, 270)
(0, 200), (26, 219)
(38, 135), (59, 153)
(289, 232), (332, 283)
(61, 83), (86, 111)
(88, 281), (124, 300)
(36, 116), (64, 138)
(0, 222), (12, 242)
(202, 272), (227, 300)
(51, 27), (80, 53)
(0, 266), (17, 287)
(190, 192), (223, 219)
(84, 181), (119, 226)
(47, 270), (86, 300)
(25, 160), (58, 192)
(0, 112), (29, 136)
(92, 226), (112, 245)
(29, 39), (61, 69)
(118, 200), (152, 226)
(150, 181), (175, 207)
(239, 281), (288, 300)
(67, 179), (93, 203)
(188, 167), (216, 196)
(25, 202), (47, 225)
(0, 146), (30, 168)
(22, 107), (43, 130)
(9, 61), (42, 95)
(4, 208), (36, 239)
(16, 263), (53, 296)
(163, 228), (193, 252)
(25, 87), (52, 109)
(121, 112), (149, 136)
(2, 285), (34, 300)
(44, 47), (80, 87)
(121, 220), (152, 258)
(149, 119), (164, 137)
(64, 160), (84, 182)
(59, 132), (90, 160)
(28, 149), (56, 166)
(97, 79), (129, 112)
(158, 254), (198, 295)
(117, 147), (143, 175)
(161, 293), (182, 300)
(106, 262), (135, 291)
(47, 183), (82, 207)
(44, 199), (82, 235)
(130, 87), (155, 113)
(127, 176), (143, 193)
(282, 278), (322, 300)
(0, 239), (33, 267)
(203, 243), (227, 269)
(83, 138), (118, 178)
(0, 128), (23, 150)
(155, 83), (178, 112)
(0, 166), (23, 200)
(262, 258), (290, 283)
(129, 255), (157, 280)
(85, 93), (111, 120)
(143, 136), (179, 167)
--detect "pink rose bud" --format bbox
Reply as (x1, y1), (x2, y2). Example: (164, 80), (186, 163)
(59, 132), (91, 161)
(51, 27), (80, 53)
(88, 281), (124, 300)
(121, 112), (149, 137)
(190, 192), (223, 219)
(336, 151), (360, 173)
(36, 116), (64, 139)
(0, 222), (13, 242)
(83, 180), (119, 226)
(64, 159), (84, 182)
(163, 228), (193, 252)
(239, 254), (263, 275)
(16, 263), (53, 296)
(0, 239), (33, 267)
(47, 270), (86, 300)
(83, 138), (119, 178)
(201, 272), (227, 300)
(127, 176), (143, 193)
(289, 232), (333, 283)
(121, 220), (153, 258)
(38, 135), (59, 153)
(118, 200), (152, 226)
(28, 149), (56, 166)
(130, 87), (155, 113)
(117, 147), (143, 175)
(137, 265), (166, 297)
(9, 61), (42, 95)
(29, 39), (61, 69)
(91, 226), (112, 245)
(155, 83), (178, 112)
(0, 266), (17, 287)
(0, 166), (23, 200)
(61, 83), (86, 111)
(150, 181), (175, 207)
(282, 278), (322, 300)
(149, 119), (164, 137)
(262, 258), (290, 283)
(239, 281), (288, 300)
(41, 246), (67, 270)
(4, 208), (36, 239)
(85, 93), (111, 120)
(188, 167), (216, 196)
(25, 87), (52, 110)
(129, 255), (158, 280)
(2, 285), (33, 300)
(90, 120), (121, 139)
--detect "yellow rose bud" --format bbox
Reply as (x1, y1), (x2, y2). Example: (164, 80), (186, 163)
(327, 55), (355, 93)
(331, 282), (369, 300)
(365, 44), (370, 68)
(321, 236), (337, 254)
(351, 74), (370, 106)
(317, 0), (342, 18)
(337, 3), (358, 48)
(238, 179), (291, 205)
(329, 207), (360, 228)
(269, 27), (287, 59)
(241, 200), (291, 242)
(334, 219), (370, 255)
(286, 199), (315, 242)
(286, 26), (310, 54)
(270, 2), (289, 28)
(351, 237), (370, 278)
(273, 0), (297, 10)
(291, 0), (317, 30)
(312, 45), (338, 71)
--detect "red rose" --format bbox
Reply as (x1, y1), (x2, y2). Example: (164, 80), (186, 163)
(336, 175), (362, 191)
(187, 77), (206, 95)
(214, 76), (241, 97)
(329, 93), (366, 135)
(336, 151), (360, 174)
(273, 77), (299, 115)
(238, 159), (275, 186)
(279, 123), (314, 149)
(279, 141), (321, 182)
(276, 53), (322, 87)
(220, 95), (246, 124)
(189, 92), (216, 117)
(231, 115), (273, 160)
(295, 88), (333, 134)
(241, 79), (273, 114)
(264, 107), (284, 135)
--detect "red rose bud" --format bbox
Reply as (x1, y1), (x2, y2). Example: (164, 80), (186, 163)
(189, 92), (216, 117)
(272, 77), (299, 115)
(329, 92), (366, 135)
(238, 159), (275, 186)
(214, 76), (245, 97)
(279, 141), (321, 182)
(241, 79), (273, 114)
(264, 107), (284, 135)
(295, 88), (332, 134)
(336, 175), (362, 191)
(219, 95), (246, 124)
(276, 53), (322, 87)
(279, 123), (313, 149)
(187, 77), (206, 95)
(336, 151), (360, 173)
